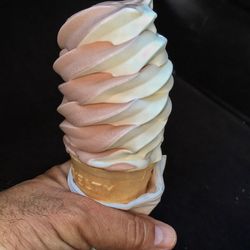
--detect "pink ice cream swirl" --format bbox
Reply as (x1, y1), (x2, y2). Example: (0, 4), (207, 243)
(53, 0), (174, 171)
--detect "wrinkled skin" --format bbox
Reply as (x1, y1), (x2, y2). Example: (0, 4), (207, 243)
(0, 162), (176, 250)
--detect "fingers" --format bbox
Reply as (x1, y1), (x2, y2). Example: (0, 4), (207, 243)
(58, 161), (72, 176)
(76, 198), (177, 250)
(37, 161), (71, 190)
(39, 162), (177, 249)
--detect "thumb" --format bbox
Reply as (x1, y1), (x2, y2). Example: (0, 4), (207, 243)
(80, 198), (177, 250)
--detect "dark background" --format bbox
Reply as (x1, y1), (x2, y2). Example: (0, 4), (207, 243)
(0, 0), (250, 249)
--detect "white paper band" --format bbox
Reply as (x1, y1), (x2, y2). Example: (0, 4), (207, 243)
(68, 156), (166, 215)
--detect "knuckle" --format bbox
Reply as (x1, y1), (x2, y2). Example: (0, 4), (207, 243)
(125, 214), (149, 249)
(48, 165), (60, 174)
(68, 203), (89, 223)
(66, 197), (98, 226)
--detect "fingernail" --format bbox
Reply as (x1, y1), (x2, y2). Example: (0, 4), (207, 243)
(154, 224), (176, 249)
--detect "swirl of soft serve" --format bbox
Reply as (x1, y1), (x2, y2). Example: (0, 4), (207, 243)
(54, 0), (174, 171)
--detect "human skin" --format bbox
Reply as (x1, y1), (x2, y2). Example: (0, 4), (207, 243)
(0, 162), (176, 250)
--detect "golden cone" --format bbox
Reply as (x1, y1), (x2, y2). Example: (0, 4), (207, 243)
(71, 155), (154, 204)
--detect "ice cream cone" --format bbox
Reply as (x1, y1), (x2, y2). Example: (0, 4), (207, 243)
(70, 155), (155, 204)
(54, 0), (173, 212)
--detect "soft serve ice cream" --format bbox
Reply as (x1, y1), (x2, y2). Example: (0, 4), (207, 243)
(54, 0), (174, 212)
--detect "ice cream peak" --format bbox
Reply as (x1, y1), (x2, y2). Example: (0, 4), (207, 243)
(54, 0), (174, 171)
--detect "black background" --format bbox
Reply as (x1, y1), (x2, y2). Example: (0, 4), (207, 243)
(0, 1), (250, 250)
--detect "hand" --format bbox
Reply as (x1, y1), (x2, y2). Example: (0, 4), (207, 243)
(0, 162), (177, 250)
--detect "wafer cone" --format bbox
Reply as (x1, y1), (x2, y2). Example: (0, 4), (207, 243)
(70, 155), (155, 204)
